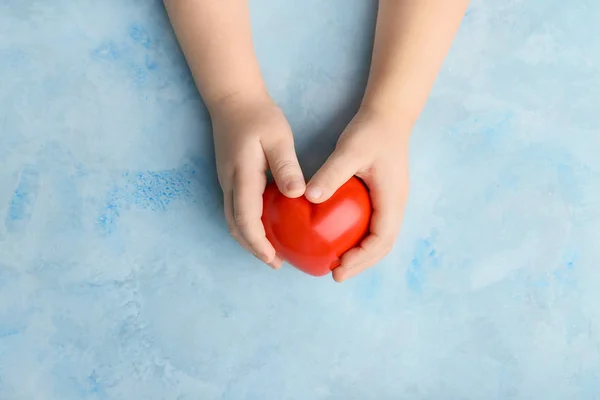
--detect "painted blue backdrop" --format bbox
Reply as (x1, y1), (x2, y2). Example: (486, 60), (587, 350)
(1, 0), (599, 399)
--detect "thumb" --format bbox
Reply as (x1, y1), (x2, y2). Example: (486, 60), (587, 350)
(263, 138), (306, 198)
(306, 148), (359, 203)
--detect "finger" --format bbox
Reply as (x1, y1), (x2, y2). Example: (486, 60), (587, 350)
(232, 168), (281, 267)
(263, 136), (305, 198)
(332, 181), (406, 282)
(332, 234), (390, 282)
(223, 187), (262, 256)
(305, 147), (360, 203)
(225, 175), (283, 269)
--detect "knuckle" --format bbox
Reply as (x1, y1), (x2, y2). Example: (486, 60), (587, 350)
(233, 212), (250, 229)
(271, 159), (299, 177)
(318, 167), (343, 187)
(336, 142), (365, 162)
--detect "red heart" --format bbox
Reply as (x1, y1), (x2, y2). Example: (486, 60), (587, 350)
(262, 176), (372, 276)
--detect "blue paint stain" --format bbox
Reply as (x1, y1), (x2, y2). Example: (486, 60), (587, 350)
(532, 277), (550, 289)
(479, 113), (512, 139)
(91, 28), (158, 87)
(553, 254), (577, 286)
(129, 24), (151, 49)
(0, 309), (30, 339)
(145, 55), (158, 70)
(0, 329), (20, 338)
(130, 167), (197, 210)
(86, 371), (103, 394)
(131, 56), (158, 85)
(98, 189), (121, 235)
(81, 281), (108, 289)
(132, 65), (147, 84)
(406, 239), (438, 293)
(406, 259), (425, 294)
(0, 49), (29, 68)
(97, 161), (214, 235)
(92, 41), (120, 60)
(68, 370), (107, 398)
(5, 166), (39, 232)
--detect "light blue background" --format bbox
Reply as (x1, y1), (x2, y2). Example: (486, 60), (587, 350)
(1, 0), (599, 399)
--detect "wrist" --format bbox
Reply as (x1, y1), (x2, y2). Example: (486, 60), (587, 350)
(206, 86), (273, 118)
(357, 101), (416, 134)
(360, 74), (427, 128)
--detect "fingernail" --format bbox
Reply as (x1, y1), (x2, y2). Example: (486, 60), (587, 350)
(306, 186), (322, 200)
(286, 179), (304, 193)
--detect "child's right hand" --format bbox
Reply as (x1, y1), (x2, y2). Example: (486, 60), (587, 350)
(211, 94), (306, 269)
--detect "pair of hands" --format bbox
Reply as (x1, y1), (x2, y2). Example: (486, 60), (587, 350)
(212, 93), (410, 282)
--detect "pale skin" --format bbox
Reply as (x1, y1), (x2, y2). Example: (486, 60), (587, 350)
(164, 0), (469, 282)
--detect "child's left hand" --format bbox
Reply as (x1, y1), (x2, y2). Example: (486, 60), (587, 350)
(305, 106), (411, 282)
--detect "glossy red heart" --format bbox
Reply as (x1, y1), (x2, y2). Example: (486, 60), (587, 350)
(262, 176), (372, 276)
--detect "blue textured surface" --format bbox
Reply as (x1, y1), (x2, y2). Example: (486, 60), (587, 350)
(1, 1), (600, 398)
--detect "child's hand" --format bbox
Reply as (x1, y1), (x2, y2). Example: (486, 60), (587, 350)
(212, 94), (306, 268)
(305, 106), (411, 282)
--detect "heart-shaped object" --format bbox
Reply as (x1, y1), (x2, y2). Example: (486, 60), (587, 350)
(262, 176), (372, 276)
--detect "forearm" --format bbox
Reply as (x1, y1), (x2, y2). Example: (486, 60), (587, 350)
(362, 0), (469, 125)
(163, 0), (267, 113)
